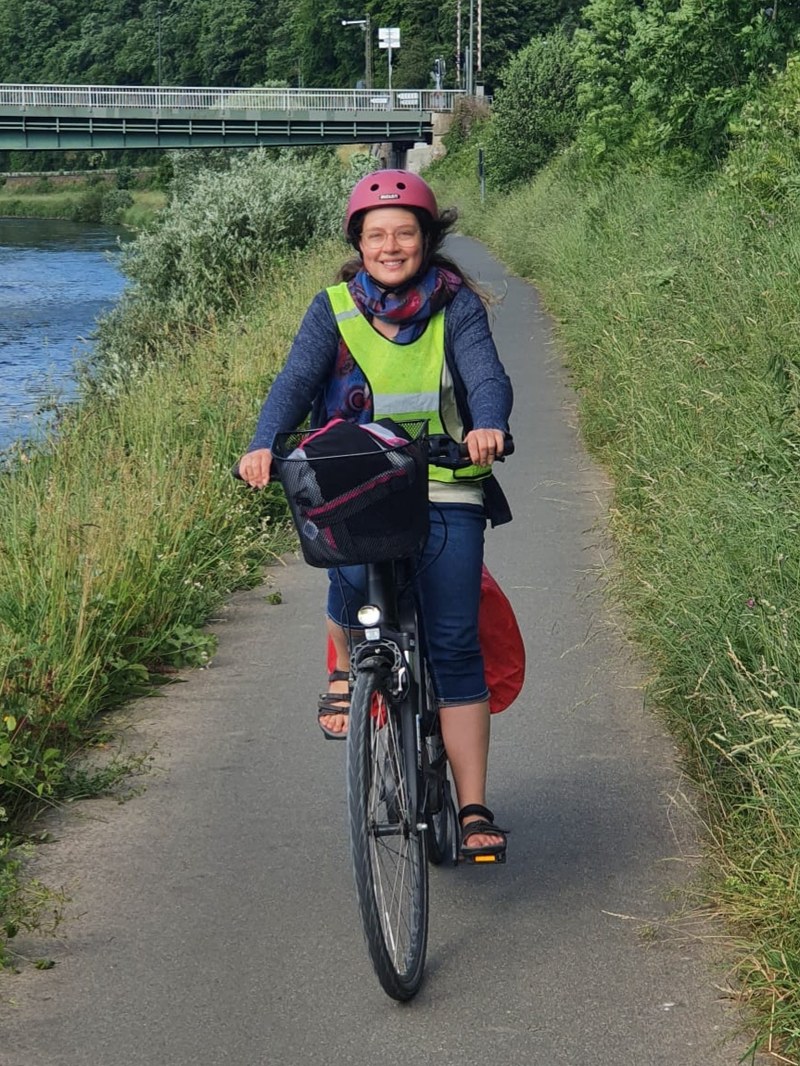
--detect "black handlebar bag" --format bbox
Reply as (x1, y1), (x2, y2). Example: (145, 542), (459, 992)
(272, 418), (429, 568)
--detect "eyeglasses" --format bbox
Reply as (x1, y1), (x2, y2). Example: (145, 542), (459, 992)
(361, 226), (422, 250)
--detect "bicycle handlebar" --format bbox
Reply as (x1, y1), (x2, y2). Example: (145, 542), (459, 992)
(424, 432), (514, 470)
(231, 431), (514, 482)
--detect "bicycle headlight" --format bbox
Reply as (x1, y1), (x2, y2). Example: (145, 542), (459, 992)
(357, 605), (382, 627)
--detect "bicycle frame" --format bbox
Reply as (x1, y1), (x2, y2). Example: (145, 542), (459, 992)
(349, 558), (430, 826)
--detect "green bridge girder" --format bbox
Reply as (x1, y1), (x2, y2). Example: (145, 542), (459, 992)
(0, 108), (432, 151)
(0, 85), (458, 151)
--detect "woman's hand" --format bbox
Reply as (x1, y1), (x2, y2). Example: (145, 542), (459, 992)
(238, 448), (273, 488)
(464, 428), (506, 468)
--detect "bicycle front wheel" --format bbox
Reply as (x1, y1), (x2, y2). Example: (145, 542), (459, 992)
(347, 669), (429, 1000)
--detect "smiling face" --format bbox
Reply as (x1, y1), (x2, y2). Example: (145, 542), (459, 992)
(358, 207), (425, 288)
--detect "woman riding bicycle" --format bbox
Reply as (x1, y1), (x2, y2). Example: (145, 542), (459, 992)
(238, 169), (514, 862)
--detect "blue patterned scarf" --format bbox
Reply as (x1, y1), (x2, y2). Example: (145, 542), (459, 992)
(347, 266), (462, 344)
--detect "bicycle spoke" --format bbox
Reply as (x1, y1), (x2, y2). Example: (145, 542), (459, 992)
(348, 670), (428, 1000)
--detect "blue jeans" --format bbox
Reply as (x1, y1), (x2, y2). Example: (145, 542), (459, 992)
(327, 502), (488, 706)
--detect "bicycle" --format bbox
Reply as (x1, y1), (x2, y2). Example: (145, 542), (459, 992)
(239, 419), (512, 1001)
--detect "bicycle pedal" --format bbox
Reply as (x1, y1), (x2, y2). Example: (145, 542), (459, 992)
(464, 852), (506, 865)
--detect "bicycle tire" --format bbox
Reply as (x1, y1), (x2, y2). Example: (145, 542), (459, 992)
(424, 729), (458, 868)
(347, 668), (429, 1000)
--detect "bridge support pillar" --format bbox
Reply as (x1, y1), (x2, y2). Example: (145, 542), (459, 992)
(390, 141), (413, 169)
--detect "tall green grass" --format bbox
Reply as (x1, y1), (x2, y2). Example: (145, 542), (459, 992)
(434, 163), (800, 1056)
(0, 242), (342, 960)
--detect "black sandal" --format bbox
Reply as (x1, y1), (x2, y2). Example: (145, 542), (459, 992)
(317, 669), (351, 740)
(459, 804), (510, 864)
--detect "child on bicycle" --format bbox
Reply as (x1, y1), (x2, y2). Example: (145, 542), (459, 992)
(238, 170), (514, 862)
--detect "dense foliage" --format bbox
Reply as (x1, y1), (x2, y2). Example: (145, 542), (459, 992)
(431, 0), (800, 188)
(0, 0), (582, 93)
(722, 52), (800, 215)
(486, 32), (578, 189)
(88, 148), (375, 390)
(573, 0), (800, 169)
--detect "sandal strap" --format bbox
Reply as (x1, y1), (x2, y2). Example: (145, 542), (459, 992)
(328, 669), (350, 683)
(461, 819), (509, 843)
(459, 803), (495, 824)
(318, 693), (351, 716)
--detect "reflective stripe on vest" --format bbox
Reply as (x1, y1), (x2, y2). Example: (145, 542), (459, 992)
(327, 282), (489, 484)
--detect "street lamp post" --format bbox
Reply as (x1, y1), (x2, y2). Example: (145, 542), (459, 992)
(455, 0), (462, 89)
(341, 15), (372, 89)
(467, 0), (474, 95)
(157, 1), (163, 86)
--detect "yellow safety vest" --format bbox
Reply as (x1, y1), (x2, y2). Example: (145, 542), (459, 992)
(326, 282), (489, 484)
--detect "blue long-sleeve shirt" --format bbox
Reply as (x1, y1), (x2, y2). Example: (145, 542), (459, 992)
(248, 285), (513, 451)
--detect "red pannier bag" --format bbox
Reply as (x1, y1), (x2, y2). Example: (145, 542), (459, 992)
(479, 565), (525, 713)
(326, 564), (524, 714)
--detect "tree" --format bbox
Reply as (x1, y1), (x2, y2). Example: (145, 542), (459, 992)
(290, 0), (365, 87)
(574, 0), (800, 169)
(262, 0), (299, 85)
(486, 31), (579, 188)
(572, 0), (645, 164)
(0, 0), (84, 81)
(196, 0), (271, 85)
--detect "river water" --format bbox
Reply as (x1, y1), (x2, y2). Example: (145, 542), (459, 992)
(0, 218), (128, 451)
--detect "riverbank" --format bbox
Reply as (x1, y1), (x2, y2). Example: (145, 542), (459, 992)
(0, 147), (373, 967)
(0, 174), (166, 228)
(0, 241), (342, 960)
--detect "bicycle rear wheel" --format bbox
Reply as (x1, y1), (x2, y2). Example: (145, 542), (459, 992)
(424, 729), (459, 868)
(347, 668), (428, 1000)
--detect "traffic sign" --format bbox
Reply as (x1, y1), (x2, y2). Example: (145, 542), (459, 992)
(378, 27), (400, 48)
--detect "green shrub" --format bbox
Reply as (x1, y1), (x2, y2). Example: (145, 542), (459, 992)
(486, 32), (579, 189)
(154, 153), (174, 191)
(116, 164), (135, 190)
(89, 149), (375, 390)
(573, 0), (800, 171)
(67, 186), (105, 223)
(722, 53), (800, 216)
(100, 189), (134, 225)
(442, 96), (491, 155)
(426, 100), (491, 194)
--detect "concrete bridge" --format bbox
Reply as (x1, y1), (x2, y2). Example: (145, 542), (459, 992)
(0, 84), (461, 153)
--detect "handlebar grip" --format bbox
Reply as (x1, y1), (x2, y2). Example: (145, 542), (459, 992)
(459, 434), (514, 459)
(231, 460), (281, 485)
(502, 435), (515, 458)
(428, 432), (514, 468)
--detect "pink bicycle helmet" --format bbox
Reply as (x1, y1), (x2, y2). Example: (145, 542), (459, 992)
(344, 170), (439, 237)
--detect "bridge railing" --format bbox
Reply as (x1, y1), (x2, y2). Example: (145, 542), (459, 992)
(0, 84), (463, 112)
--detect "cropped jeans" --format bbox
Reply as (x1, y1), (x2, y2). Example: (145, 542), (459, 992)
(326, 502), (489, 706)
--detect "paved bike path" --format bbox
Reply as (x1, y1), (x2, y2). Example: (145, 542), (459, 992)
(2, 238), (758, 1066)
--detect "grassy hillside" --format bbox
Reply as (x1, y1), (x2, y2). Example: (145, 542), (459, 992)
(429, 152), (800, 1056)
